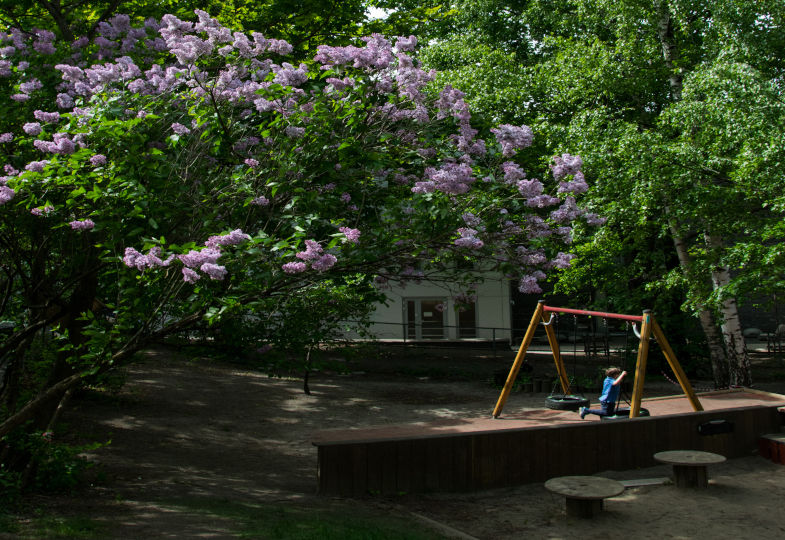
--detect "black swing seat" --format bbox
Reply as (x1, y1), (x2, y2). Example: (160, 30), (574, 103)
(601, 407), (651, 420)
(545, 394), (590, 411)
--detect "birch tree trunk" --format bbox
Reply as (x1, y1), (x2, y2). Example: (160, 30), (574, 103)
(667, 213), (729, 387)
(704, 233), (752, 386)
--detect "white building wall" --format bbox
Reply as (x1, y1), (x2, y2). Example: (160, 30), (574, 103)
(358, 272), (512, 341)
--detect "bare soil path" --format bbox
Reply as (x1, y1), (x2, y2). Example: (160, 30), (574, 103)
(11, 347), (785, 538)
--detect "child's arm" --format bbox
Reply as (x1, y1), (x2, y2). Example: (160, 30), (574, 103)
(612, 371), (627, 385)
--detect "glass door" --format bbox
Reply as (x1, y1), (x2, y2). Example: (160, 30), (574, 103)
(405, 299), (446, 339)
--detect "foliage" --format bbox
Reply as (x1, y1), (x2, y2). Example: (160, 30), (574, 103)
(417, 0), (785, 385)
(0, 7), (597, 480)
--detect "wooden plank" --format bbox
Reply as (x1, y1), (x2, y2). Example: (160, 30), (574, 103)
(425, 437), (441, 491)
(409, 438), (427, 493)
(395, 439), (413, 495)
(508, 430), (533, 484)
(349, 443), (368, 496)
(365, 442), (383, 495)
(451, 435), (471, 491)
(381, 440), (398, 495)
(435, 437), (455, 492)
(317, 445), (340, 495)
(473, 433), (495, 489)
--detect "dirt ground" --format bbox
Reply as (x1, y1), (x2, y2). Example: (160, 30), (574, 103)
(14, 346), (785, 539)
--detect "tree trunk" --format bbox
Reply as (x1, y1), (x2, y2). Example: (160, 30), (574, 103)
(704, 233), (752, 386)
(667, 213), (729, 387)
(655, 0), (683, 100)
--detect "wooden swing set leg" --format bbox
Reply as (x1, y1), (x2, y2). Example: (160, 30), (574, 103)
(492, 302), (544, 418)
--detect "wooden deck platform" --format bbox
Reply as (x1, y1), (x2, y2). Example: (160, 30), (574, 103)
(312, 388), (785, 496)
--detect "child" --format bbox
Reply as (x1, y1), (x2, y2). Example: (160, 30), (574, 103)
(579, 367), (627, 419)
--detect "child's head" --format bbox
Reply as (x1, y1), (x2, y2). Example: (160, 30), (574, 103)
(606, 367), (622, 378)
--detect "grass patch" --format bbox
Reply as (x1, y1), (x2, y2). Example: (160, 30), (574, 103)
(163, 497), (445, 539)
(0, 511), (105, 539)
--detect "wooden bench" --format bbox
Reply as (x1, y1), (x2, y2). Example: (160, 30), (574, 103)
(544, 475), (625, 518)
(653, 450), (726, 488)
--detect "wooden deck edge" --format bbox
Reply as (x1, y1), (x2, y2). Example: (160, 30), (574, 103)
(312, 402), (783, 447)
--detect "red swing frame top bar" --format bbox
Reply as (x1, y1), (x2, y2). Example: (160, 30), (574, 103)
(542, 305), (644, 322)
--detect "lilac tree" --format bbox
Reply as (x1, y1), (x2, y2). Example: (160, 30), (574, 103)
(0, 11), (596, 449)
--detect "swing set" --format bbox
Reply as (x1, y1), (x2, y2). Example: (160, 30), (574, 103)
(492, 301), (704, 418)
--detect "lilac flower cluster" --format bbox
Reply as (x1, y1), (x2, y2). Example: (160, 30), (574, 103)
(33, 110), (60, 123)
(204, 228), (251, 248)
(548, 252), (576, 269)
(33, 133), (75, 154)
(30, 205), (54, 216)
(90, 154), (107, 166)
(414, 162), (475, 195)
(23, 122), (42, 135)
(284, 239), (337, 273)
(454, 228), (484, 249)
(24, 160), (49, 172)
(69, 219), (95, 230)
(550, 153), (583, 180)
(123, 247), (175, 270)
(171, 122), (190, 135)
(0, 11), (602, 300)
(0, 132), (12, 143)
(490, 124), (533, 157)
(339, 226), (361, 243)
(0, 185), (13, 205)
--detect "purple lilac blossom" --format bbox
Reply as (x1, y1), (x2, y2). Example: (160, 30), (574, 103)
(171, 122), (190, 135)
(23, 122), (42, 135)
(33, 133), (75, 154)
(69, 219), (95, 230)
(490, 124), (533, 157)
(244, 158), (259, 168)
(25, 160), (49, 172)
(550, 196), (582, 223)
(284, 126), (305, 138)
(549, 252), (576, 269)
(30, 205), (54, 216)
(416, 162), (475, 195)
(33, 110), (60, 123)
(282, 261), (307, 274)
(11, 94), (29, 102)
(311, 253), (337, 272)
(200, 262), (227, 280)
(251, 196), (269, 206)
(518, 275), (542, 294)
(179, 247), (221, 268)
(56, 93), (74, 109)
(90, 154), (107, 166)
(517, 179), (544, 199)
(551, 153), (583, 180)
(295, 239), (323, 261)
(557, 170), (589, 194)
(0, 133), (12, 143)
(204, 228), (250, 248)
(583, 212), (607, 226)
(454, 228), (484, 249)
(182, 267), (201, 283)
(0, 185), (13, 204)
(339, 227), (361, 243)
(20, 79), (43, 93)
